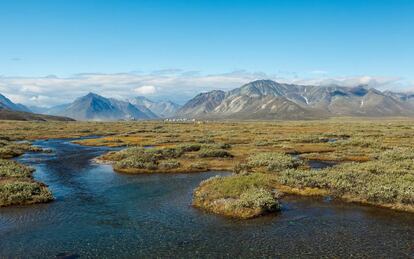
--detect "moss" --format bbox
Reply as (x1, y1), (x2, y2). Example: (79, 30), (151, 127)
(193, 174), (281, 219)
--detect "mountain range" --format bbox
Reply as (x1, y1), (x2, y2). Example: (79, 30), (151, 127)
(2, 79), (414, 121)
(177, 80), (414, 119)
(31, 93), (182, 121)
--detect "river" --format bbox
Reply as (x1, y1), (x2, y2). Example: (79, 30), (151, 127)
(0, 138), (413, 258)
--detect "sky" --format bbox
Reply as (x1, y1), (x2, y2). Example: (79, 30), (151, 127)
(0, 0), (413, 106)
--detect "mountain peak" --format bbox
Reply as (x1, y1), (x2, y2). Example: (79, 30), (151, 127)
(85, 92), (102, 98)
(129, 96), (181, 118)
(230, 79), (288, 97)
(55, 93), (151, 121)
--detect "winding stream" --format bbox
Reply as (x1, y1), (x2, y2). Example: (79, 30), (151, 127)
(0, 139), (413, 258)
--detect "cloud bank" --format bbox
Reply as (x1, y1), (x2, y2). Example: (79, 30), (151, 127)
(0, 70), (411, 107)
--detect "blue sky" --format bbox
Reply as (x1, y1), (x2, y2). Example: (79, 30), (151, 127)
(0, 0), (413, 106)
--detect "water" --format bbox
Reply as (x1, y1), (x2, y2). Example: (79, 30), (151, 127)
(1, 139), (413, 258)
(308, 160), (337, 169)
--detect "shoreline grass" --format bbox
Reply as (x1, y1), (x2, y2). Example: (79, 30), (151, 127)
(0, 140), (53, 207)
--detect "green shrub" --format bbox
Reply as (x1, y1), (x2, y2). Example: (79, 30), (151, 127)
(0, 142), (43, 159)
(159, 159), (180, 170)
(233, 163), (252, 174)
(275, 148), (414, 205)
(114, 157), (158, 170)
(0, 181), (53, 207)
(236, 187), (281, 211)
(199, 148), (233, 158)
(0, 159), (34, 178)
(247, 152), (299, 172)
(334, 136), (385, 149)
(160, 147), (183, 158)
(177, 143), (201, 152)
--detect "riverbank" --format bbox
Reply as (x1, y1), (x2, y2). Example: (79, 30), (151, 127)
(0, 140), (53, 207)
(194, 148), (414, 218)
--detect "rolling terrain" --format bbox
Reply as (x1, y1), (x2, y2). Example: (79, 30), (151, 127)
(0, 94), (74, 121)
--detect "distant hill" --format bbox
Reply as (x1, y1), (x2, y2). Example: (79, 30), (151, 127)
(50, 93), (151, 121)
(0, 94), (31, 112)
(129, 96), (181, 118)
(31, 94), (181, 121)
(176, 80), (414, 119)
(0, 108), (74, 121)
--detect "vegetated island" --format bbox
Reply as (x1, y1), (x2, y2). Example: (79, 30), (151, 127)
(0, 140), (53, 207)
(1, 118), (414, 219)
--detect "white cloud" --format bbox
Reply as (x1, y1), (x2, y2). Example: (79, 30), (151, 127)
(134, 85), (157, 95)
(0, 70), (411, 107)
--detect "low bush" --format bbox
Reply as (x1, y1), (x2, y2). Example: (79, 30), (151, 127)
(0, 141), (43, 159)
(275, 147), (414, 206)
(198, 148), (233, 158)
(113, 146), (186, 171)
(159, 159), (181, 170)
(0, 159), (34, 178)
(247, 152), (300, 172)
(114, 158), (158, 170)
(0, 181), (53, 207)
(236, 187), (281, 211)
(177, 143), (201, 152)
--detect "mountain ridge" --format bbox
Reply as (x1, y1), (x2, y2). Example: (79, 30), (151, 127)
(53, 92), (151, 121)
(128, 96), (181, 118)
(177, 80), (414, 119)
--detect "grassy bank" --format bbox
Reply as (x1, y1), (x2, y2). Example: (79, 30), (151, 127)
(99, 143), (234, 173)
(0, 140), (53, 207)
(195, 147), (414, 218)
(0, 159), (53, 207)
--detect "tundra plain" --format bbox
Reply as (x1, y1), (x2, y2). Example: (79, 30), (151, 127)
(1, 118), (414, 218)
